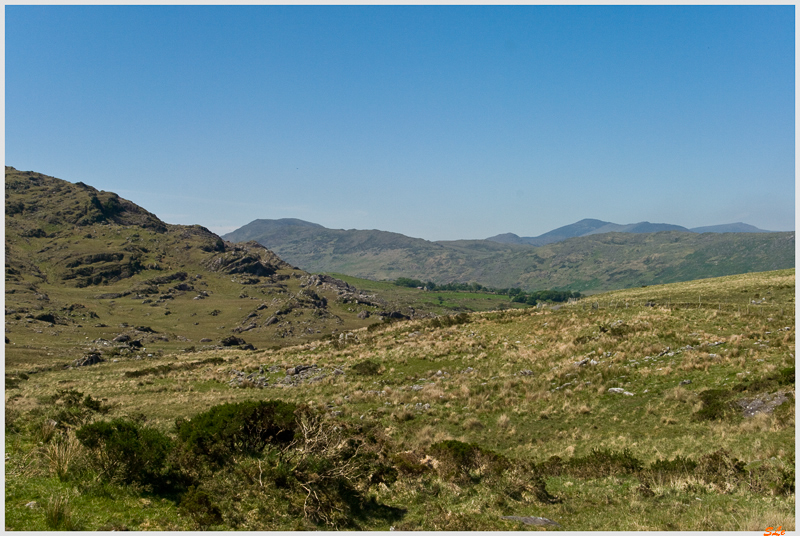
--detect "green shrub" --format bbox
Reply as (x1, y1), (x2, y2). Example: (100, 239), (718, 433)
(351, 359), (381, 376)
(564, 448), (643, 478)
(76, 418), (174, 487)
(693, 389), (735, 421)
(46, 389), (110, 429)
(536, 455), (564, 476)
(176, 400), (297, 467)
(430, 440), (508, 483)
(746, 457), (796, 496)
(180, 486), (224, 528)
(391, 452), (430, 475)
(732, 366), (795, 393)
(695, 449), (745, 486)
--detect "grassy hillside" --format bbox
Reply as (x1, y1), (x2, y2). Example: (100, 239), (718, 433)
(6, 269), (794, 530)
(223, 219), (794, 292)
(5, 167), (526, 373)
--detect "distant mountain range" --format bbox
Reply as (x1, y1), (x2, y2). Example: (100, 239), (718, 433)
(223, 218), (793, 292)
(486, 218), (773, 246)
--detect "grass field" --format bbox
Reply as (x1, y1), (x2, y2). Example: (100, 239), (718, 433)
(5, 269), (794, 531)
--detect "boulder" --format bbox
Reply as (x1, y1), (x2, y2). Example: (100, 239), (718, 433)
(75, 352), (104, 367)
(220, 335), (247, 347)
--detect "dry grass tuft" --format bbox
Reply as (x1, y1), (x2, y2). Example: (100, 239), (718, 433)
(463, 417), (484, 430)
(42, 431), (83, 481)
(497, 414), (510, 428)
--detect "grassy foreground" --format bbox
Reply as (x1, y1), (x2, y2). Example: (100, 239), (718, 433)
(5, 269), (795, 531)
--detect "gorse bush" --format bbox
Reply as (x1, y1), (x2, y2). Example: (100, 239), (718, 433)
(693, 388), (735, 421)
(176, 400), (297, 467)
(351, 359), (381, 376)
(537, 448), (643, 478)
(76, 418), (173, 487)
(567, 447), (643, 478)
(647, 455), (698, 485)
(179, 486), (224, 528)
(48, 388), (111, 428)
(430, 440), (508, 483)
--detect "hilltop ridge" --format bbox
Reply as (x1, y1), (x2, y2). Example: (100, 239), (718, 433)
(223, 217), (794, 291)
(4, 167), (418, 367)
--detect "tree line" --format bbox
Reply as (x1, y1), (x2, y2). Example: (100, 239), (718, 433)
(393, 277), (580, 305)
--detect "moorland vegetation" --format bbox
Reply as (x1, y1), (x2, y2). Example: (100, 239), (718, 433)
(4, 167), (795, 530)
(6, 269), (795, 530)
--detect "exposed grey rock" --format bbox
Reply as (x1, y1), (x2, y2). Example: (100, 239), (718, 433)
(501, 515), (561, 527)
(220, 335), (248, 347)
(75, 352), (104, 367)
(738, 392), (789, 418)
(112, 334), (131, 343)
(286, 364), (315, 376)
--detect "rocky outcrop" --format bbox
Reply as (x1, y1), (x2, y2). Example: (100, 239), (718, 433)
(204, 242), (291, 277)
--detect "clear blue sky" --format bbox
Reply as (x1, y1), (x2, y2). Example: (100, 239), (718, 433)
(6, 5), (795, 240)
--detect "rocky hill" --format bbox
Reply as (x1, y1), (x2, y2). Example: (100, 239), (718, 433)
(4, 167), (408, 369)
(224, 218), (794, 291)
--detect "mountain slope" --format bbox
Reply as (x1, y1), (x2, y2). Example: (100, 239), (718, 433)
(690, 222), (772, 233)
(224, 218), (795, 292)
(487, 219), (692, 245)
(4, 167), (412, 368)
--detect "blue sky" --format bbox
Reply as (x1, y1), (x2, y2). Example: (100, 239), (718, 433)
(5, 5), (795, 240)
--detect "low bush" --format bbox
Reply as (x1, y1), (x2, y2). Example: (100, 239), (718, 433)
(76, 418), (174, 488)
(179, 486), (224, 528)
(351, 359), (381, 376)
(693, 389), (736, 421)
(538, 448), (643, 479)
(732, 366), (795, 393)
(647, 455), (698, 485)
(176, 400), (297, 468)
(565, 448), (643, 478)
(695, 449), (745, 487)
(430, 440), (508, 483)
(46, 388), (111, 428)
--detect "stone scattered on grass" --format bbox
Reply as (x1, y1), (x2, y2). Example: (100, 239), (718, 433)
(501, 515), (561, 527)
(737, 391), (789, 418)
(608, 387), (634, 396)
